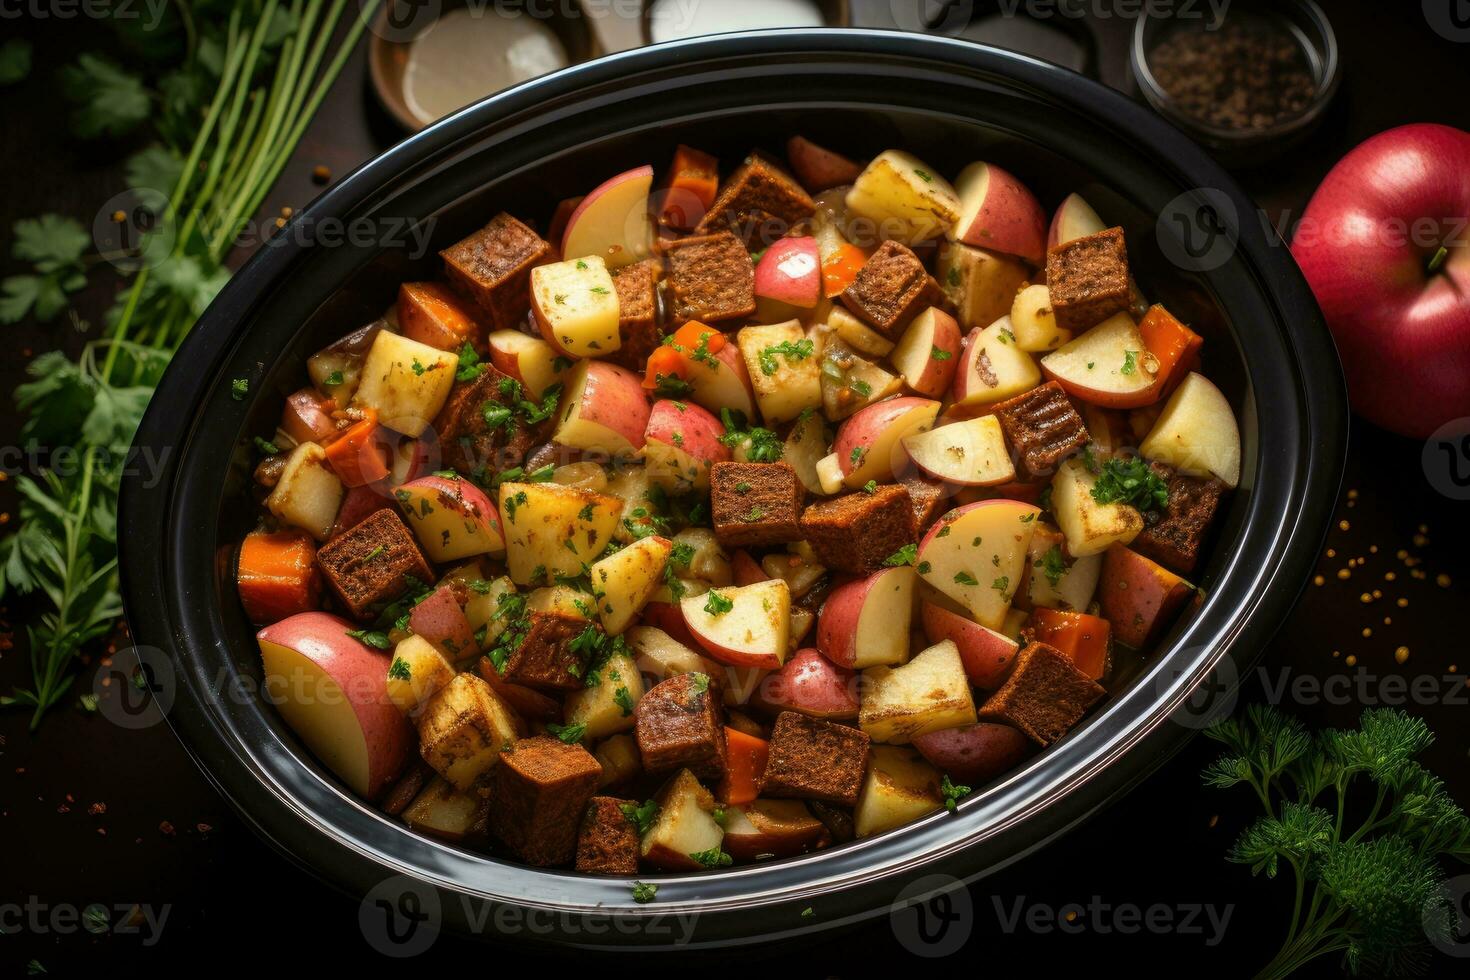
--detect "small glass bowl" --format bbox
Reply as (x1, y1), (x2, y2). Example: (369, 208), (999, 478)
(1132, 0), (1341, 165)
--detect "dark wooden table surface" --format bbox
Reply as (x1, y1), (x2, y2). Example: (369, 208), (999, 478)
(3, 4), (1468, 976)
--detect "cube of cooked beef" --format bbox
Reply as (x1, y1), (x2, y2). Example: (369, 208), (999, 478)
(900, 474), (948, 536)
(431, 363), (550, 478)
(695, 154), (817, 247)
(635, 671), (727, 779)
(759, 712), (870, 806)
(663, 231), (756, 325)
(1132, 463), (1226, 574)
(838, 241), (944, 339)
(575, 795), (641, 875)
(977, 642), (1105, 745)
(607, 259), (662, 372)
(440, 213), (553, 331)
(502, 610), (593, 692)
(710, 461), (804, 548)
(415, 672), (524, 789)
(486, 735), (602, 866)
(991, 380), (1091, 480)
(315, 509), (433, 620)
(799, 485), (916, 574)
(1045, 226), (1131, 332)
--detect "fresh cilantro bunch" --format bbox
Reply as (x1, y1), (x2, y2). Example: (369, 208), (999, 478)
(1204, 706), (1470, 977)
(0, 1), (378, 728)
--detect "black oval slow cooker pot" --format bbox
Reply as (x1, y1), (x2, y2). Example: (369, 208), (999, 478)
(119, 29), (1346, 949)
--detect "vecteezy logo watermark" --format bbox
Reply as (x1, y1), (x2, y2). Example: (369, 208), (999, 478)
(359, 876), (442, 957)
(1424, 874), (1470, 958)
(93, 187), (176, 274)
(1156, 647), (1240, 732)
(1423, 417), (1470, 501)
(0, 898), (170, 947)
(993, 896), (1234, 946)
(891, 873), (974, 957)
(92, 644), (175, 730)
(1156, 187), (1240, 274)
(1424, 0), (1470, 42)
(0, 0), (170, 29)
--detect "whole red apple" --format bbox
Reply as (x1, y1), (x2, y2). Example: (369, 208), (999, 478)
(1291, 124), (1470, 439)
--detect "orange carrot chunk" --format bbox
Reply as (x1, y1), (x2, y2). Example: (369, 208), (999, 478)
(659, 144), (720, 231)
(398, 281), (481, 353)
(717, 726), (770, 806)
(1138, 304), (1203, 398)
(237, 530), (322, 624)
(1030, 607), (1111, 681)
(324, 410), (389, 487)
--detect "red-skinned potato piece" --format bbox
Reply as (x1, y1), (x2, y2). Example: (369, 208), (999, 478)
(554, 359), (651, 456)
(1098, 544), (1197, 649)
(920, 600), (1020, 689)
(281, 387), (339, 445)
(833, 396), (941, 486)
(639, 601), (701, 651)
(752, 648), (860, 720)
(256, 612), (413, 799)
(786, 136), (864, 194)
(817, 567), (916, 669)
(913, 722), (1032, 785)
(1048, 192), (1106, 249)
(644, 399), (731, 493)
(890, 307), (962, 398)
(409, 585), (478, 662)
(950, 162), (1047, 265)
(722, 798), (830, 860)
(753, 236), (822, 310)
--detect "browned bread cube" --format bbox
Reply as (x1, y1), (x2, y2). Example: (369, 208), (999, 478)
(663, 231), (756, 325)
(900, 474), (948, 536)
(440, 213), (552, 331)
(838, 241), (944, 339)
(978, 642), (1105, 745)
(990, 380), (1091, 480)
(315, 509), (433, 620)
(1045, 226), (1130, 332)
(710, 461), (804, 548)
(608, 259), (662, 372)
(431, 364), (551, 477)
(799, 485), (916, 575)
(635, 671), (727, 779)
(486, 735), (602, 866)
(503, 611), (594, 692)
(574, 795), (641, 875)
(1133, 463), (1226, 574)
(759, 712), (870, 806)
(695, 154), (816, 247)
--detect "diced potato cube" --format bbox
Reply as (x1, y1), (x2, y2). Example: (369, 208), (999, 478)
(386, 635), (456, 715)
(266, 441), (345, 541)
(859, 641), (977, 744)
(351, 331), (458, 437)
(563, 648), (644, 740)
(498, 482), (623, 586)
(1050, 457), (1144, 558)
(854, 745), (944, 837)
(531, 256), (621, 359)
(415, 672), (523, 789)
(738, 321), (822, 425)
(591, 535), (673, 635)
(845, 150), (961, 245)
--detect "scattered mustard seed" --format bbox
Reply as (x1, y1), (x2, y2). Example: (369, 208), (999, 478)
(1394, 646), (1410, 664)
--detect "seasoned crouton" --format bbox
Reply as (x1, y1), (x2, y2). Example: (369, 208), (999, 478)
(635, 671), (727, 779)
(575, 795), (642, 875)
(695, 154), (816, 247)
(415, 672), (524, 789)
(977, 642), (1105, 745)
(503, 610), (595, 692)
(991, 380), (1091, 479)
(900, 474), (948, 535)
(487, 735), (602, 866)
(663, 231), (756, 325)
(608, 259), (662, 372)
(315, 509), (433, 620)
(799, 485), (916, 574)
(433, 363), (552, 478)
(759, 712), (870, 806)
(440, 213), (553, 331)
(838, 241), (944, 340)
(1132, 463), (1225, 574)
(710, 461), (804, 548)
(1045, 227), (1131, 332)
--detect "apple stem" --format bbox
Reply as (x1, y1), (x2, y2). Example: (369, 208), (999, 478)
(1428, 246), (1449, 275)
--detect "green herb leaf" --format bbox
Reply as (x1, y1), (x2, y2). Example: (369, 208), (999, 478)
(703, 591), (734, 616)
(61, 54), (150, 139)
(1090, 456), (1169, 513)
(347, 629), (391, 650)
(547, 721), (587, 744)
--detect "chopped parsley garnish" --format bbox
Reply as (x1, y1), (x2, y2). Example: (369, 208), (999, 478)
(1120, 350), (1139, 375)
(862, 479), (878, 494)
(757, 338), (815, 376)
(848, 446), (865, 466)
(455, 344), (484, 382)
(547, 722), (586, 744)
(916, 560), (932, 575)
(931, 346), (953, 361)
(992, 575), (1010, 594)
(913, 168), (933, 183)
(703, 591), (733, 616)
(884, 543), (918, 567)
(410, 359), (426, 376)
(953, 571), (979, 587)
(669, 542), (696, 568)
(848, 377), (872, 398)
(614, 686), (636, 717)
(1037, 545), (1068, 587)
(323, 370), (344, 386)
(1090, 456), (1169, 513)
(622, 799), (658, 835)
(653, 373), (694, 399)
(741, 506), (766, 523)
(347, 629), (391, 650)
(231, 378), (249, 400)
(718, 407), (782, 463)
(387, 657), (412, 681)
(941, 775), (971, 812)
(631, 882), (658, 904)
(689, 847), (733, 868)
(689, 672), (711, 694)
(252, 436), (280, 456)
